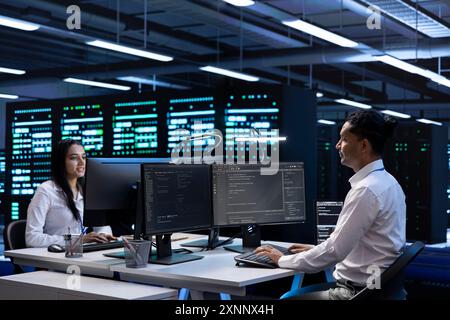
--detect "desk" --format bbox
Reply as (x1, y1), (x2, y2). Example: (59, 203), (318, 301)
(4, 233), (204, 278)
(0, 271), (178, 300)
(111, 238), (299, 299)
(4, 247), (124, 278)
(5, 235), (300, 299)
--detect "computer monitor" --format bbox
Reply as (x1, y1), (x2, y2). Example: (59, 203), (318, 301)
(316, 201), (343, 244)
(141, 163), (211, 264)
(83, 157), (170, 235)
(212, 162), (306, 253)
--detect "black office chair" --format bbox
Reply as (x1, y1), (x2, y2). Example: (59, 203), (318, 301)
(281, 241), (425, 300)
(351, 241), (425, 300)
(3, 219), (27, 274)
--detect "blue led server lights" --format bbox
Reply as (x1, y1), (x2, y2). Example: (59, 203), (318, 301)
(112, 100), (159, 156)
(61, 104), (104, 156)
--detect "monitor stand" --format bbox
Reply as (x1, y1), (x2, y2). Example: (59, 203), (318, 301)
(181, 227), (233, 249)
(149, 234), (203, 265)
(224, 225), (261, 253)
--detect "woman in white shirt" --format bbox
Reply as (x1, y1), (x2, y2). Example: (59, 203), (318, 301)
(26, 139), (116, 247)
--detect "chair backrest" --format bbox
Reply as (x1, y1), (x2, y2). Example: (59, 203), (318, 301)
(3, 219), (27, 251)
(351, 241), (425, 300)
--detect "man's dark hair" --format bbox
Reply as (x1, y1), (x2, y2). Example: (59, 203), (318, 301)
(51, 139), (84, 221)
(346, 110), (398, 155)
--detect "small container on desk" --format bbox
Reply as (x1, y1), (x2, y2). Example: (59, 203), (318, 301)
(124, 239), (151, 268)
(64, 233), (83, 258)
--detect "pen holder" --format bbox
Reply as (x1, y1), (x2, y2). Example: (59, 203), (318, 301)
(124, 240), (151, 268)
(64, 234), (83, 258)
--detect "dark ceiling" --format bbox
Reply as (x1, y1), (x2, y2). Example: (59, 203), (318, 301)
(0, 0), (449, 122)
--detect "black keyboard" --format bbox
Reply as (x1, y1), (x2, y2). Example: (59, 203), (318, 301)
(234, 244), (293, 269)
(83, 240), (124, 252)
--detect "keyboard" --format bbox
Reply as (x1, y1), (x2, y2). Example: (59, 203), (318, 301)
(83, 240), (124, 252)
(234, 244), (293, 269)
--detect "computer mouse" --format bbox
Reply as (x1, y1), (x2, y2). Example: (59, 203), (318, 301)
(47, 244), (65, 253)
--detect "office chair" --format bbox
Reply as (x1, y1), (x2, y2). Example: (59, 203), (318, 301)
(280, 241), (425, 300)
(351, 241), (425, 300)
(3, 219), (27, 274)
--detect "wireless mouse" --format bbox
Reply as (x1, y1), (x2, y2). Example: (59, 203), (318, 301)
(47, 244), (65, 253)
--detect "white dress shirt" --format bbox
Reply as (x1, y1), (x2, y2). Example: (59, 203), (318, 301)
(278, 159), (406, 285)
(25, 180), (113, 247)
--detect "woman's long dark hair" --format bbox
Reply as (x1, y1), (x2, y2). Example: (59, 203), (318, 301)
(51, 139), (84, 221)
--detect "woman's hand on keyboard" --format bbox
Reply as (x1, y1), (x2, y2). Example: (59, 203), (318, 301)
(99, 233), (117, 242)
(288, 243), (314, 253)
(83, 232), (109, 243)
(254, 246), (283, 265)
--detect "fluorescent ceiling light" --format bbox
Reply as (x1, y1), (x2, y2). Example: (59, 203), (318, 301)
(335, 98), (372, 109)
(64, 78), (131, 91)
(375, 55), (450, 89)
(374, 55), (429, 77)
(200, 66), (259, 82)
(316, 92), (324, 98)
(0, 15), (40, 31)
(416, 118), (442, 126)
(86, 40), (173, 62)
(0, 93), (19, 99)
(381, 110), (411, 119)
(235, 137), (287, 142)
(282, 19), (358, 48)
(431, 74), (450, 89)
(0, 67), (26, 75)
(318, 119), (336, 125)
(117, 76), (190, 90)
(223, 0), (255, 6)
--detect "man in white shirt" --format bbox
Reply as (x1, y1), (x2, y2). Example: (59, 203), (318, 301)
(255, 110), (406, 300)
